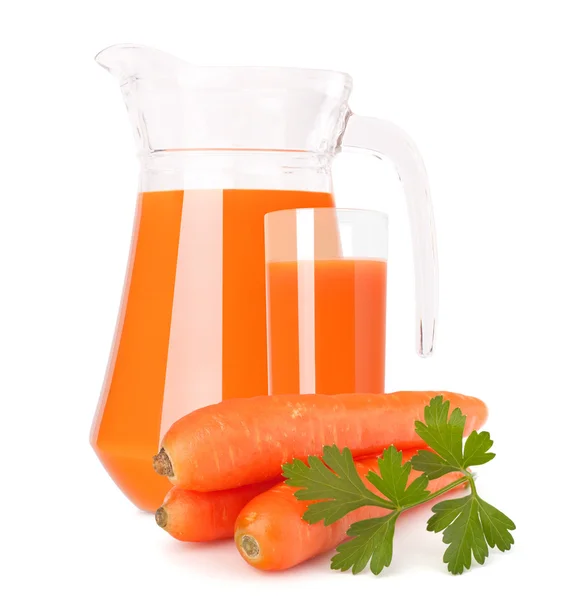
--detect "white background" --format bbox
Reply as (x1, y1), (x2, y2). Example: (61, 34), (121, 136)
(1, 0), (567, 598)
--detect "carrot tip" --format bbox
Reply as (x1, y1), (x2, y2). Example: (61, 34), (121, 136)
(240, 535), (260, 559)
(155, 507), (168, 529)
(152, 448), (173, 478)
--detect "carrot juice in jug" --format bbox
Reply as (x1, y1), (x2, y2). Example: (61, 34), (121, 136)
(91, 189), (333, 511)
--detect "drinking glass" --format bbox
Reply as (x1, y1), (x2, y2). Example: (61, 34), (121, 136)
(265, 208), (388, 395)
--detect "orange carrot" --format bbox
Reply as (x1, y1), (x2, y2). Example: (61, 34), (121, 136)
(155, 479), (280, 542)
(153, 391), (487, 492)
(235, 450), (465, 571)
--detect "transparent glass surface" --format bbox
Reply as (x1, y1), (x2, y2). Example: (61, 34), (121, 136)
(265, 208), (388, 396)
(95, 44), (352, 156)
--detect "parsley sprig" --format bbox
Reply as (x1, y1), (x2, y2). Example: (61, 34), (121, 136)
(282, 396), (515, 576)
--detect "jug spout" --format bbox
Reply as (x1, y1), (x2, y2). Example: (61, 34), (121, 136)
(95, 44), (187, 84)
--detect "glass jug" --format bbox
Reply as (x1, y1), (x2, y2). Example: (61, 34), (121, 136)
(90, 44), (438, 511)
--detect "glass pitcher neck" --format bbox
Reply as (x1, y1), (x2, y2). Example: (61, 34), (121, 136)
(140, 150), (333, 192)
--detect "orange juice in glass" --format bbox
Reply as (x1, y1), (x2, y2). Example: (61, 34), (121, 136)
(265, 208), (388, 395)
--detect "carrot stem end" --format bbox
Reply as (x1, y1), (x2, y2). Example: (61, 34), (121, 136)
(153, 448), (174, 478)
(240, 535), (260, 559)
(155, 507), (168, 529)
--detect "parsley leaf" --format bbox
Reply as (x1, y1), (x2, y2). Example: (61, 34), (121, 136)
(331, 513), (398, 575)
(463, 431), (496, 468)
(411, 397), (496, 477)
(439, 495), (488, 574)
(428, 495), (487, 574)
(427, 495), (471, 533)
(411, 396), (516, 574)
(414, 395), (466, 468)
(282, 445), (394, 526)
(367, 445), (431, 508)
(409, 449), (458, 480)
(477, 497), (515, 552)
(428, 493), (515, 574)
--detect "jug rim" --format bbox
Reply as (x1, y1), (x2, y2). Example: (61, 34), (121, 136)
(95, 44), (353, 95)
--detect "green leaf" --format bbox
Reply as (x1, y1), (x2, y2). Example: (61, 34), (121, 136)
(282, 446), (394, 526)
(440, 495), (488, 574)
(414, 396), (466, 469)
(330, 513), (399, 575)
(366, 446), (430, 508)
(463, 431), (496, 468)
(399, 473), (431, 507)
(366, 446), (409, 503)
(427, 496), (471, 533)
(477, 497), (516, 551)
(429, 493), (515, 574)
(410, 449), (458, 480)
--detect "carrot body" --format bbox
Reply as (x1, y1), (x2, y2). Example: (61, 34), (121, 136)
(155, 391), (487, 492)
(156, 479), (280, 542)
(235, 450), (465, 571)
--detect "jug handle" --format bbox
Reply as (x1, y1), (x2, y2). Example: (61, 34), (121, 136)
(340, 114), (438, 357)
